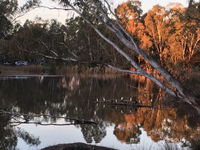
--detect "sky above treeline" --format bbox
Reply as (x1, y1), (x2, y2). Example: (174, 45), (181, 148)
(17, 0), (188, 24)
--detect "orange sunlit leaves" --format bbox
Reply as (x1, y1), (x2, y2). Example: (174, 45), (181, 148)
(116, 1), (200, 66)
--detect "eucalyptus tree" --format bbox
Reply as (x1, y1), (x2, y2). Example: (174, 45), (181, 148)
(63, 16), (129, 66)
(0, 0), (40, 38)
(5, 19), (71, 63)
(0, 0), (41, 63)
(47, 0), (200, 113)
(186, 0), (200, 21)
(0, 0), (18, 38)
(143, 5), (172, 63)
(115, 0), (143, 36)
(10, 0), (198, 113)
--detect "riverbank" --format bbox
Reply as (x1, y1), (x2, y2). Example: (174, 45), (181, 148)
(1, 65), (200, 77)
(0, 65), (125, 79)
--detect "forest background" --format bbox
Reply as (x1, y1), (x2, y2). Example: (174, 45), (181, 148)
(0, 0), (200, 75)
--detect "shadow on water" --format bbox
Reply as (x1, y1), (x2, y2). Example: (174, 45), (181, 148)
(0, 75), (200, 150)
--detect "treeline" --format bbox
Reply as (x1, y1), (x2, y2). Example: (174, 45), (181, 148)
(0, 0), (200, 69)
(0, 17), (128, 67)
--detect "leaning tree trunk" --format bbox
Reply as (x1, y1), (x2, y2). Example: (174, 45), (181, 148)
(56, 0), (200, 113)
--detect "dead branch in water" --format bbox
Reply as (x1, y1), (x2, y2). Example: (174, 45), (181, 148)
(0, 110), (98, 126)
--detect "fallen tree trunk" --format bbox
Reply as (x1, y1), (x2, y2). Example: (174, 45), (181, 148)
(47, 0), (200, 113)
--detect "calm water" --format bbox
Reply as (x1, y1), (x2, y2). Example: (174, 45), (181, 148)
(0, 75), (200, 150)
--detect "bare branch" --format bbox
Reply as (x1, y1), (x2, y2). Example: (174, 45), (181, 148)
(16, 43), (78, 62)
(0, 110), (97, 126)
(107, 64), (176, 96)
(12, 5), (39, 22)
(35, 52), (78, 62)
(39, 5), (73, 11)
(107, 64), (141, 75)
(59, 42), (79, 58)
(92, 1), (139, 49)
(103, 0), (117, 18)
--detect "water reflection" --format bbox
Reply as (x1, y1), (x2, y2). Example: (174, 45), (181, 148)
(0, 75), (200, 150)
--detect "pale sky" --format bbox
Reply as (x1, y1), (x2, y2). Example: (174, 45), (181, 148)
(17, 0), (188, 24)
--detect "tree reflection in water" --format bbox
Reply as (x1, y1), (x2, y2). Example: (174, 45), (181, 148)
(0, 75), (200, 150)
(0, 110), (40, 150)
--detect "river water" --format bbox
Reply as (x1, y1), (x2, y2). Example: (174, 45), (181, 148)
(0, 75), (199, 150)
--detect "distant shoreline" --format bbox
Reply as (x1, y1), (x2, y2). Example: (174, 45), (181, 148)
(0, 65), (124, 77)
